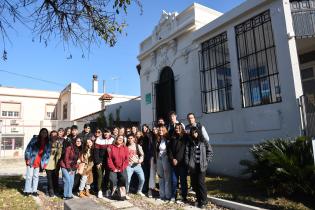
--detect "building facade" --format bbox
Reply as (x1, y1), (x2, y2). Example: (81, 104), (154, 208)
(0, 76), (137, 158)
(137, 0), (315, 176)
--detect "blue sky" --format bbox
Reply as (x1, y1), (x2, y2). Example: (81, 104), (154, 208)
(0, 0), (244, 96)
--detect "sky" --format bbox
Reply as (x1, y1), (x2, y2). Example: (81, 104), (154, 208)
(0, 0), (245, 96)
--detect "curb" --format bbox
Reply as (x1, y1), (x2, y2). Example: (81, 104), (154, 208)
(208, 196), (268, 210)
(188, 191), (267, 210)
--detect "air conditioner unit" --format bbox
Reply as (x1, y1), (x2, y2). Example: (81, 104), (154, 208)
(10, 120), (19, 126)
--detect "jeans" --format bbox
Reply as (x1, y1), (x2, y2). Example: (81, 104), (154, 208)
(126, 164), (145, 193)
(171, 165), (188, 199)
(149, 157), (157, 189)
(109, 171), (126, 189)
(61, 168), (75, 198)
(79, 175), (90, 191)
(46, 169), (58, 194)
(156, 154), (172, 200)
(24, 166), (40, 193)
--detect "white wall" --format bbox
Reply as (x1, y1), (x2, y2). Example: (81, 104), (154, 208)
(138, 0), (304, 176)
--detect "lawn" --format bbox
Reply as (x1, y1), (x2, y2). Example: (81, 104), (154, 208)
(206, 175), (315, 210)
(0, 176), (39, 210)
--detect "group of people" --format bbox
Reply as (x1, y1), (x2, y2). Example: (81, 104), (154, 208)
(23, 111), (213, 209)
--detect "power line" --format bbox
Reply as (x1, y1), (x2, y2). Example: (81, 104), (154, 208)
(0, 69), (66, 87)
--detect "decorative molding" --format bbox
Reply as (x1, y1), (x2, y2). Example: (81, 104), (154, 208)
(153, 11), (178, 43)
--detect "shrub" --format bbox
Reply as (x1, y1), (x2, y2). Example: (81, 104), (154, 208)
(240, 137), (315, 196)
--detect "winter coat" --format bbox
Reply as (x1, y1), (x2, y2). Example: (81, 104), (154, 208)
(94, 137), (114, 165)
(24, 137), (51, 169)
(107, 144), (129, 172)
(46, 139), (63, 170)
(185, 136), (213, 173)
(59, 144), (80, 171)
(167, 134), (188, 166)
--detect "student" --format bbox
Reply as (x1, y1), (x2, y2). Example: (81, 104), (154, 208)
(24, 128), (51, 196)
(112, 127), (119, 139)
(139, 124), (154, 195)
(60, 137), (82, 199)
(64, 127), (71, 138)
(94, 128), (113, 198)
(185, 127), (213, 208)
(147, 126), (158, 198)
(78, 138), (94, 197)
(157, 118), (165, 127)
(185, 113), (209, 142)
(107, 135), (129, 200)
(167, 111), (185, 137)
(79, 124), (93, 146)
(131, 126), (138, 135)
(126, 134), (145, 196)
(156, 126), (172, 201)
(167, 123), (188, 202)
(46, 130), (61, 197)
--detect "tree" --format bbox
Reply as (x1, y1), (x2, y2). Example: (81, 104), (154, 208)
(108, 112), (114, 128)
(0, 0), (142, 60)
(96, 111), (107, 128)
(115, 106), (121, 127)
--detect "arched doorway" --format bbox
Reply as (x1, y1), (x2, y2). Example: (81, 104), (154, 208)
(155, 67), (176, 124)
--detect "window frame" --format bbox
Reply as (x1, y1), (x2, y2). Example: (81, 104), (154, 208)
(199, 31), (233, 113)
(235, 10), (282, 108)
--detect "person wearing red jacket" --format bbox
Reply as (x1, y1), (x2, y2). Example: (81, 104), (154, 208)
(107, 135), (129, 200)
(59, 137), (82, 199)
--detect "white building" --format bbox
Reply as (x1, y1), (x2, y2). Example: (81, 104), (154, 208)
(137, 0), (315, 176)
(0, 75), (137, 158)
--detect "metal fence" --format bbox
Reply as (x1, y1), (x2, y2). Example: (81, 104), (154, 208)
(299, 95), (315, 137)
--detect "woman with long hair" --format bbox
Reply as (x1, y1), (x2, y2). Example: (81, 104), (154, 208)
(77, 138), (94, 197)
(45, 130), (61, 197)
(156, 126), (172, 201)
(185, 127), (213, 208)
(167, 123), (188, 202)
(59, 137), (82, 199)
(24, 128), (51, 196)
(107, 135), (129, 200)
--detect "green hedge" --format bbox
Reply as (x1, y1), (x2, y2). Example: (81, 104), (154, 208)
(240, 137), (315, 196)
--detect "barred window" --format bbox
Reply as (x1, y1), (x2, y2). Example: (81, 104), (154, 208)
(235, 10), (281, 107)
(199, 32), (232, 113)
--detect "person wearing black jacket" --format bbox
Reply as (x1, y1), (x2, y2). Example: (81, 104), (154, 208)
(79, 124), (93, 147)
(167, 123), (188, 202)
(185, 127), (213, 209)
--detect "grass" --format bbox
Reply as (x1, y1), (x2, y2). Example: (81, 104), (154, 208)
(0, 176), (39, 210)
(205, 175), (315, 210)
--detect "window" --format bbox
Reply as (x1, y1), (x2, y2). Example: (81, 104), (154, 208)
(45, 104), (56, 120)
(235, 10), (281, 107)
(1, 137), (24, 150)
(0, 103), (21, 118)
(199, 32), (232, 113)
(63, 103), (68, 120)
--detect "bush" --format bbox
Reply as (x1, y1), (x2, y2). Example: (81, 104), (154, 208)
(240, 137), (315, 196)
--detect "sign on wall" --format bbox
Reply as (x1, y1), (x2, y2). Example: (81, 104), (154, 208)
(145, 93), (151, 105)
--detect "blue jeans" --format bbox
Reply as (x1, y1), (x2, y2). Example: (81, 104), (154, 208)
(61, 168), (74, 198)
(171, 165), (188, 199)
(156, 154), (172, 200)
(126, 164), (145, 193)
(24, 166), (40, 193)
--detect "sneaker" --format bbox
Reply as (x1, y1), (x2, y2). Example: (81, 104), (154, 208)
(147, 189), (153, 198)
(137, 191), (145, 197)
(198, 204), (206, 209)
(169, 198), (175, 203)
(23, 192), (31, 196)
(126, 194), (131, 200)
(97, 191), (103, 198)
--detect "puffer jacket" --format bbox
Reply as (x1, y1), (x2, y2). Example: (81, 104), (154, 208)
(24, 137), (51, 169)
(185, 137), (213, 173)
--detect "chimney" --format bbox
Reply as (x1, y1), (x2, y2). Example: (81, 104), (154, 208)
(92, 75), (98, 93)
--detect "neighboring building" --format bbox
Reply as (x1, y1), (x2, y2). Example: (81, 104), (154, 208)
(0, 75), (137, 158)
(137, 1), (315, 176)
(74, 96), (141, 128)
